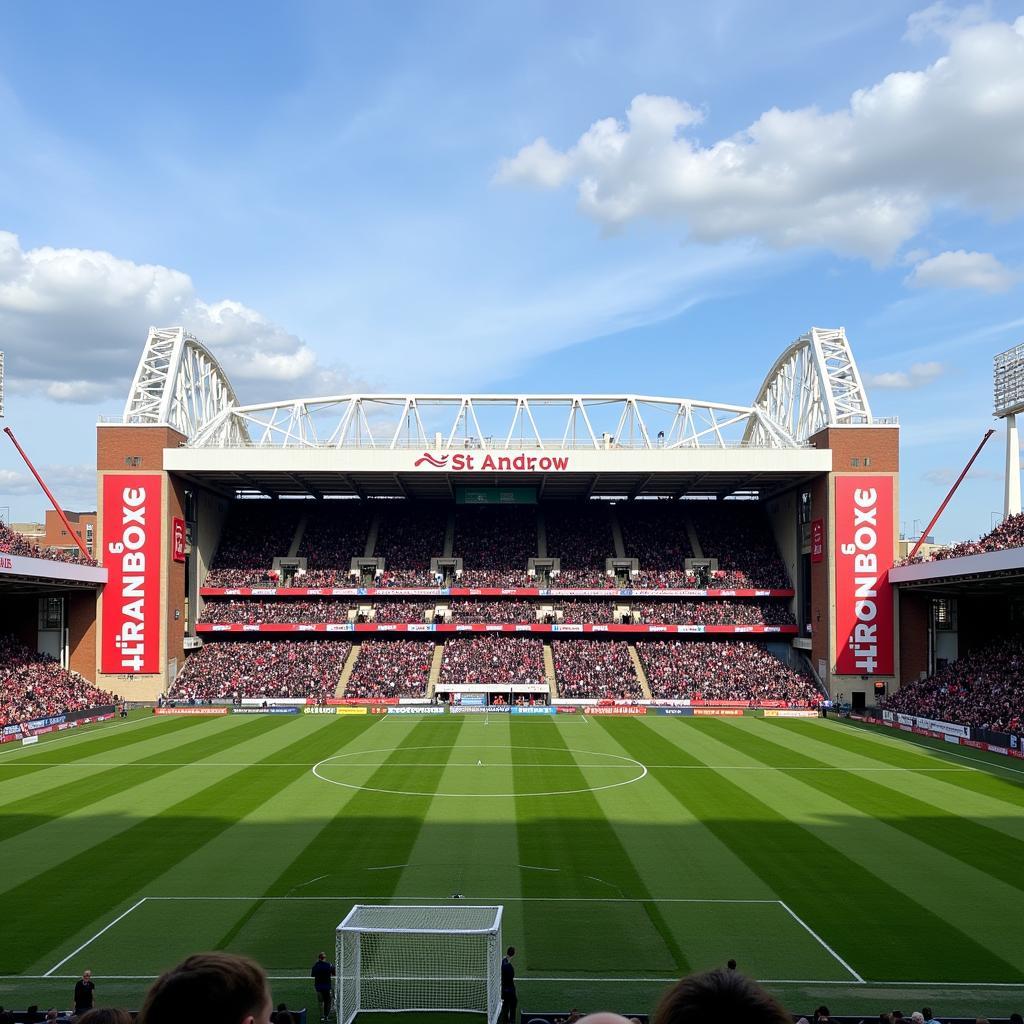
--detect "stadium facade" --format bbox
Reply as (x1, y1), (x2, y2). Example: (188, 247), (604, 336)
(4, 325), (910, 707)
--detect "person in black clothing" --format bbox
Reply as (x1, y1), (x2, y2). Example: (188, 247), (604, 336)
(311, 951), (335, 1021)
(499, 946), (516, 1024)
(74, 970), (96, 1015)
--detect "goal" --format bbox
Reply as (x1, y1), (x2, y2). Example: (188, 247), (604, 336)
(336, 904), (503, 1024)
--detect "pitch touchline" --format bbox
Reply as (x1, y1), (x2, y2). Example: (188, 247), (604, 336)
(10, 975), (1024, 987)
(0, 762), (974, 771)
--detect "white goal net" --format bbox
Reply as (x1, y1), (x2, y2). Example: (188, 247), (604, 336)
(336, 904), (503, 1024)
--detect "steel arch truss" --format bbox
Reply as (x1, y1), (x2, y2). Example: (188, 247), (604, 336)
(745, 327), (873, 445)
(123, 327), (249, 442)
(188, 394), (798, 450)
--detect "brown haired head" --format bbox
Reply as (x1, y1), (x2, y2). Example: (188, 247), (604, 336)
(654, 968), (791, 1024)
(139, 952), (270, 1024)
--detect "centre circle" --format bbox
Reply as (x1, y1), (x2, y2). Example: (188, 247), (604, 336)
(311, 745), (648, 798)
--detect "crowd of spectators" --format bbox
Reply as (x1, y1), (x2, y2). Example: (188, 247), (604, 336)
(0, 522), (98, 566)
(375, 503), (448, 587)
(440, 635), (545, 686)
(204, 504), (300, 587)
(637, 639), (819, 702)
(447, 600), (536, 622)
(690, 506), (792, 590)
(297, 503), (373, 585)
(170, 640), (349, 700)
(899, 512), (1024, 565)
(558, 600), (617, 624)
(454, 506), (537, 587)
(0, 634), (116, 728)
(370, 601), (436, 623)
(633, 600), (795, 626)
(553, 639), (643, 698)
(546, 503), (616, 587)
(199, 599), (352, 624)
(881, 636), (1024, 732)
(620, 502), (693, 587)
(346, 639), (433, 698)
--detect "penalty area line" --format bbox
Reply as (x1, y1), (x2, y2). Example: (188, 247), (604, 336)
(44, 897), (148, 977)
(777, 900), (863, 983)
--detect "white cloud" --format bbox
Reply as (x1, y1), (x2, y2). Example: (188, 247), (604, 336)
(905, 249), (1020, 293)
(0, 231), (354, 404)
(496, 16), (1024, 262)
(867, 361), (945, 389)
(0, 464), (97, 509)
(923, 465), (1001, 485)
(905, 2), (991, 42)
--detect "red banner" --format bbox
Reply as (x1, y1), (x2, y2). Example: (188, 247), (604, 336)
(584, 705), (648, 715)
(172, 516), (186, 563)
(811, 519), (824, 563)
(153, 706), (228, 716)
(196, 622), (797, 636)
(692, 708), (745, 716)
(101, 474), (163, 675)
(834, 476), (894, 675)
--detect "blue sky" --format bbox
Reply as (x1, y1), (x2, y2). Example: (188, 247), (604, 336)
(1, 1), (1023, 541)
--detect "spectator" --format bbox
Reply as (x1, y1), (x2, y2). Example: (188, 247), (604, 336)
(298, 503), (373, 586)
(0, 635), (115, 729)
(553, 640), (642, 699)
(200, 599), (354, 625)
(0, 522), (98, 566)
(620, 502), (694, 588)
(899, 512), (1024, 565)
(346, 640), (433, 698)
(633, 600), (794, 626)
(441, 636), (544, 686)
(204, 504), (301, 588)
(78, 1011), (133, 1024)
(654, 967), (790, 1024)
(169, 640), (351, 701)
(138, 951), (272, 1024)
(637, 640), (819, 703)
(546, 504), (616, 588)
(375, 503), (447, 587)
(881, 637), (1024, 732)
(690, 506), (792, 590)
(448, 600), (537, 623)
(454, 506), (537, 587)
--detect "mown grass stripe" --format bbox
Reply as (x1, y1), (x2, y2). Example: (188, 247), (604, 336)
(1, 716), (376, 974)
(512, 718), (690, 976)
(779, 719), (1024, 810)
(0, 716), (299, 843)
(263, 715), (469, 901)
(600, 718), (1021, 982)
(0, 717), (203, 789)
(713, 719), (1024, 900)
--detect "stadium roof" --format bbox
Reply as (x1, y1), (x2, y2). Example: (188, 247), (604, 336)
(117, 324), (892, 500)
(890, 548), (1024, 595)
(0, 554), (107, 594)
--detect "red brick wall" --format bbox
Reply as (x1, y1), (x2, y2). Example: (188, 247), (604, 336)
(898, 591), (929, 685)
(67, 590), (98, 681)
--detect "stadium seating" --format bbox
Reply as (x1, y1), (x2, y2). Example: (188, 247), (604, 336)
(0, 633), (115, 727)
(545, 503), (615, 587)
(690, 505), (792, 589)
(880, 636), (1024, 731)
(204, 504), (300, 587)
(899, 511), (1024, 564)
(454, 505), (537, 587)
(440, 635), (545, 686)
(447, 600), (537, 622)
(633, 600), (795, 625)
(375, 503), (448, 587)
(297, 503), (373, 585)
(170, 639), (350, 700)
(637, 639), (818, 702)
(558, 600), (616, 623)
(199, 599), (351, 624)
(0, 522), (97, 566)
(552, 639), (643, 698)
(619, 502), (694, 587)
(370, 601), (436, 623)
(346, 639), (433, 698)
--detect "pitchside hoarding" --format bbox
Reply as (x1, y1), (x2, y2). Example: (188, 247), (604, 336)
(834, 476), (894, 676)
(101, 474), (163, 675)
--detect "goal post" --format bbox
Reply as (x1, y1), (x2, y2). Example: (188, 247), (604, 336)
(336, 904), (503, 1024)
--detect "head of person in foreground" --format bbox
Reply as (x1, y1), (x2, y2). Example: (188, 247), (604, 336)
(654, 968), (791, 1024)
(138, 952), (272, 1024)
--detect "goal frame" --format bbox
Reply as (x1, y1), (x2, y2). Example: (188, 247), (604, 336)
(335, 903), (503, 1024)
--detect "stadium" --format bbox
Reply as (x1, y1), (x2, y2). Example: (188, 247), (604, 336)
(2, 325), (1024, 1022)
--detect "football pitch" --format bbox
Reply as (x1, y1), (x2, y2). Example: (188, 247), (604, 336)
(3, 711), (1024, 1018)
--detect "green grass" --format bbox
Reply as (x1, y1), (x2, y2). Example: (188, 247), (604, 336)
(3, 710), (1024, 1019)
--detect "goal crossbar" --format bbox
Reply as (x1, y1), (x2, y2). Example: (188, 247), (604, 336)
(336, 904), (503, 1024)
